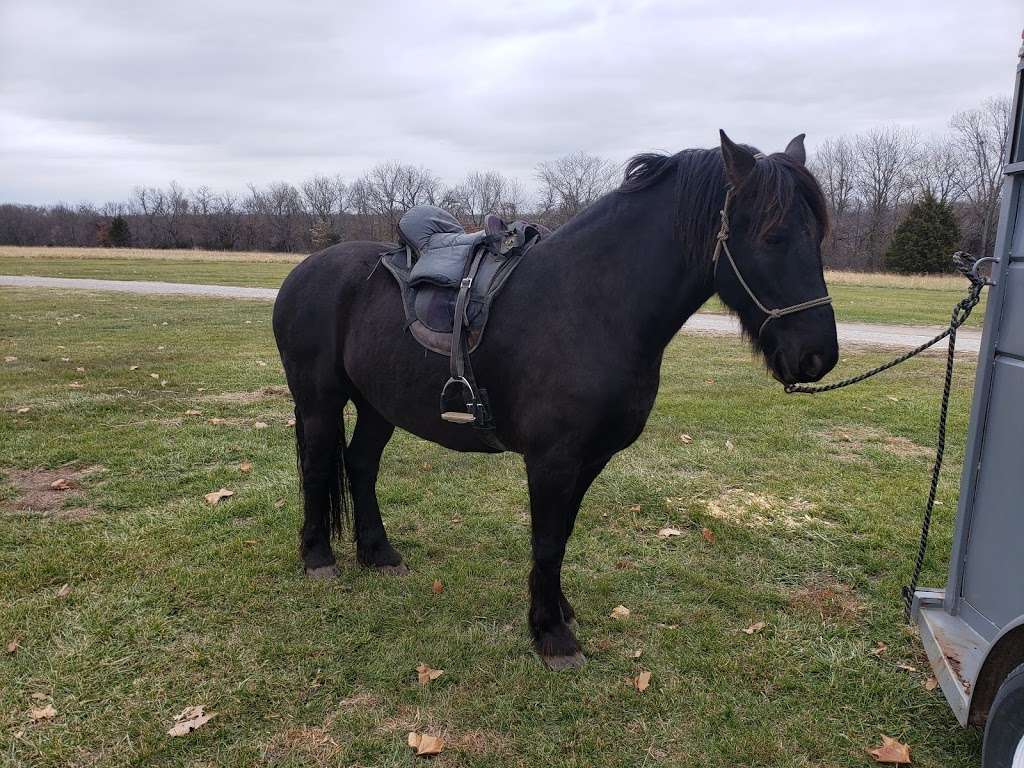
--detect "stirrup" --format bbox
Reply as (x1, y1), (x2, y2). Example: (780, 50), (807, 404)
(440, 376), (477, 423)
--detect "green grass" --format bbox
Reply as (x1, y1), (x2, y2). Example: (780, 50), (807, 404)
(0, 247), (986, 328)
(0, 288), (983, 766)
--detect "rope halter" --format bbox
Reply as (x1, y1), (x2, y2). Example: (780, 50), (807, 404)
(712, 183), (833, 336)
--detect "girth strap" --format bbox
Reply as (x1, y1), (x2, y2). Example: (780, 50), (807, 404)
(712, 186), (833, 335)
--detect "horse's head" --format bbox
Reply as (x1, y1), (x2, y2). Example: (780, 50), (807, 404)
(713, 130), (838, 385)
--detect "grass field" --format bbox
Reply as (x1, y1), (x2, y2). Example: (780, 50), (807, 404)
(0, 287), (984, 766)
(0, 246), (986, 328)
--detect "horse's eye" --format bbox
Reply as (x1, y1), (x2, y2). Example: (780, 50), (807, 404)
(764, 233), (786, 246)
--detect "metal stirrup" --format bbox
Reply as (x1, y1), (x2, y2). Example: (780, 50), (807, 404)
(712, 186), (833, 335)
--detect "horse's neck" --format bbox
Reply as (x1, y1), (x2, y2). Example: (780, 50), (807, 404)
(556, 189), (716, 357)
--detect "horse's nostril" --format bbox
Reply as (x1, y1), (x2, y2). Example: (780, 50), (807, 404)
(799, 352), (826, 380)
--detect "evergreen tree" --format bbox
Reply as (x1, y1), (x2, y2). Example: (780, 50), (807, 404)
(107, 215), (132, 248)
(884, 192), (960, 274)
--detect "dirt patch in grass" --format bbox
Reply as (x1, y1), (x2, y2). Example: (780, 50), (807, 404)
(704, 489), (832, 530)
(263, 726), (341, 767)
(203, 385), (291, 404)
(818, 426), (931, 463)
(788, 577), (865, 623)
(1, 465), (104, 519)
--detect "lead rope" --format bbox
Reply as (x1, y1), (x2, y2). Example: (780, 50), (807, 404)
(784, 254), (986, 620)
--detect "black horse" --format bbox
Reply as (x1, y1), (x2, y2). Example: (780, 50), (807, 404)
(273, 131), (838, 669)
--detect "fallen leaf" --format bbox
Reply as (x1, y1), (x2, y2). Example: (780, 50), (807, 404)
(69, 381), (83, 389)
(204, 488), (234, 505)
(887, 396), (900, 403)
(431, 579), (444, 594)
(50, 478), (71, 491)
(29, 704), (56, 722)
(924, 676), (938, 691)
(56, 583), (71, 598)
(149, 373), (159, 379)
(6, 637), (20, 654)
(610, 605), (631, 620)
(868, 735), (911, 764)
(407, 732), (445, 756)
(701, 527), (716, 544)
(416, 663), (444, 685)
(634, 670), (652, 692)
(184, 409), (202, 416)
(631, 648), (643, 658)
(208, 417), (226, 425)
(256, 360), (267, 367)
(160, 380), (167, 387)
(657, 527), (683, 538)
(742, 621), (766, 635)
(16, 406), (30, 413)
(725, 440), (735, 451)
(167, 705), (216, 737)
(274, 498), (286, 509)
(253, 421), (269, 429)
(628, 504), (641, 513)
(896, 661), (918, 672)
(870, 641), (888, 657)
(75, 367), (85, 373)
(129, 365), (139, 371)
(239, 461), (253, 473)
(286, 418), (296, 427)
(656, 623), (679, 630)
(4, 356), (18, 363)
(30, 693), (47, 701)
(679, 433), (693, 444)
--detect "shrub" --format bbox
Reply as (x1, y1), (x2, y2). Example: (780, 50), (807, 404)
(884, 192), (960, 274)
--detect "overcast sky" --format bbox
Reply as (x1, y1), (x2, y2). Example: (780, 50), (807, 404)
(0, 0), (1020, 205)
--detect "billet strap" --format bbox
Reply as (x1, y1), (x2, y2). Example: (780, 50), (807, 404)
(712, 186), (833, 335)
(449, 247), (487, 381)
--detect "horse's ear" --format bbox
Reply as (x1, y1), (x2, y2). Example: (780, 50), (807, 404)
(719, 130), (756, 187)
(784, 133), (807, 165)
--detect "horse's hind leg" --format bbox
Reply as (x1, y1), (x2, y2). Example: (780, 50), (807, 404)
(347, 397), (405, 573)
(294, 392), (347, 579)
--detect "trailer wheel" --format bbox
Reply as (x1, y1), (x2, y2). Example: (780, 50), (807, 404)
(984, 664), (1024, 767)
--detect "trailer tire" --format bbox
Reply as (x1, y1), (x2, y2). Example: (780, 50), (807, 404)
(983, 664), (1024, 768)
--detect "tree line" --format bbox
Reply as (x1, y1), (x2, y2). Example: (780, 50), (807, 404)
(0, 97), (1009, 271)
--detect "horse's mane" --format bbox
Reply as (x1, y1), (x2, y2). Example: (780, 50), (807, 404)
(619, 146), (829, 265)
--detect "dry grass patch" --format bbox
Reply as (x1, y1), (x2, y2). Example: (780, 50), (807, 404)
(824, 270), (968, 291)
(788, 577), (865, 623)
(1, 465), (104, 519)
(263, 726), (342, 767)
(0, 245), (304, 264)
(704, 489), (832, 530)
(818, 426), (932, 463)
(201, 385), (291, 404)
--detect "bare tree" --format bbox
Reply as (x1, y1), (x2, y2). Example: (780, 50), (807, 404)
(853, 126), (919, 269)
(350, 162), (443, 240)
(535, 151), (618, 225)
(450, 170), (526, 227)
(810, 136), (859, 264)
(951, 96), (1012, 256)
(915, 136), (963, 205)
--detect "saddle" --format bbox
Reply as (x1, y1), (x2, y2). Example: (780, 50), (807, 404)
(380, 205), (546, 439)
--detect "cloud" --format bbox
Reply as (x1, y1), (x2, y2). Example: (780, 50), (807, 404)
(0, 0), (1019, 203)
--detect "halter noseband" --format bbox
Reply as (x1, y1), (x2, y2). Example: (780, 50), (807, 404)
(712, 179), (833, 336)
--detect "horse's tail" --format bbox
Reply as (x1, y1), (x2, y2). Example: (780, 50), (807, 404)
(293, 405), (352, 539)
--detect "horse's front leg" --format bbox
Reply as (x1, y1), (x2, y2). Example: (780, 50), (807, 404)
(525, 452), (586, 670)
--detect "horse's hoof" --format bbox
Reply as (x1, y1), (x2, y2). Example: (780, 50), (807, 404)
(374, 562), (409, 576)
(541, 651), (587, 671)
(305, 564), (340, 580)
